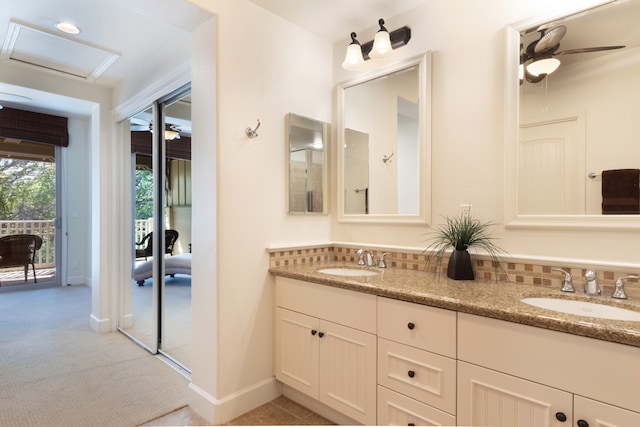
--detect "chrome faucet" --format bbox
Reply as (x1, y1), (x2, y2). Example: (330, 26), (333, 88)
(378, 253), (391, 268)
(612, 275), (639, 300)
(584, 269), (601, 296)
(356, 249), (375, 267)
(552, 268), (575, 293)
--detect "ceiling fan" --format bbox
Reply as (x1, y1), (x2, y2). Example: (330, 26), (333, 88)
(130, 121), (182, 140)
(520, 24), (625, 83)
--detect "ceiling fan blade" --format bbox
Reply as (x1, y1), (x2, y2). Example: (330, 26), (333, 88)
(534, 25), (567, 53)
(555, 45), (626, 55)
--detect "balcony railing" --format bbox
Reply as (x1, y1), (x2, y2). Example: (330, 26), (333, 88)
(0, 220), (56, 268)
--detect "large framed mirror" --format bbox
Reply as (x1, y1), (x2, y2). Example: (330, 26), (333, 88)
(287, 113), (329, 214)
(337, 52), (432, 224)
(505, 0), (640, 230)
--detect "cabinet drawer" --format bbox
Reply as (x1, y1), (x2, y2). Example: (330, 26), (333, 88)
(378, 386), (456, 426)
(378, 297), (456, 357)
(275, 277), (376, 333)
(378, 338), (456, 415)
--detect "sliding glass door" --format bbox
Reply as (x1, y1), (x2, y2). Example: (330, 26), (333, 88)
(120, 85), (192, 371)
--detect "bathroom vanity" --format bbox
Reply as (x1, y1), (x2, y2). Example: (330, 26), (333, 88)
(270, 262), (640, 426)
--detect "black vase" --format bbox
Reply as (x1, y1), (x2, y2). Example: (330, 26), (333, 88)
(447, 249), (474, 280)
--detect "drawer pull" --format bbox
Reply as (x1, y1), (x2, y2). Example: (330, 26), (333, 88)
(311, 330), (317, 336)
(318, 332), (325, 338)
(407, 322), (415, 330)
(577, 421), (589, 427)
(555, 412), (567, 422)
(408, 424), (415, 426)
(407, 370), (415, 378)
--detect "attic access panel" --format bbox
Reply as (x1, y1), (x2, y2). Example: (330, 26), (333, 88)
(1, 21), (120, 82)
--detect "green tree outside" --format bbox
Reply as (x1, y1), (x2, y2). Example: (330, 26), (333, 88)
(0, 158), (55, 220)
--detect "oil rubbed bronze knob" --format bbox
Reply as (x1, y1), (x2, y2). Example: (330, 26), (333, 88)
(407, 322), (415, 330)
(408, 370), (415, 378)
(555, 412), (567, 422)
(577, 420), (589, 427)
(318, 332), (325, 338)
(311, 330), (317, 336)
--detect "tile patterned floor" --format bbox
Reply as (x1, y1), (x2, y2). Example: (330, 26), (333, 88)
(143, 396), (334, 426)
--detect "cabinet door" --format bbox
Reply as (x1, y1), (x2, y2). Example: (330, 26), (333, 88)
(274, 307), (319, 398)
(378, 386), (456, 426)
(574, 395), (640, 427)
(458, 361), (573, 427)
(319, 319), (377, 425)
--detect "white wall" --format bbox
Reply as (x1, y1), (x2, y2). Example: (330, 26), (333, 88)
(187, 0), (333, 423)
(331, 0), (640, 266)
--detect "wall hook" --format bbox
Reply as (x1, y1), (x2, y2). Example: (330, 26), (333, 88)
(382, 151), (394, 163)
(246, 119), (261, 138)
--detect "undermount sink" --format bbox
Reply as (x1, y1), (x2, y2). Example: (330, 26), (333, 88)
(521, 297), (640, 321)
(317, 268), (378, 277)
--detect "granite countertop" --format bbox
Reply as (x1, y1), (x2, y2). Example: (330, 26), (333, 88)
(269, 262), (640, 348)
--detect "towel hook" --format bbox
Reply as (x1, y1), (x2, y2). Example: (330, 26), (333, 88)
(246, 119), (261, 138)
(382, 152), (394, 163)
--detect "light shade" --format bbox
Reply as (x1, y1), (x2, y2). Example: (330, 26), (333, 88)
(342, 33), (365, 70)
(368, 19), (393, 59)
(526, 57), (561, 77)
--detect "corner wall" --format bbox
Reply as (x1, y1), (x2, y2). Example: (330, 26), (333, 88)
(187, 1), (333, 423)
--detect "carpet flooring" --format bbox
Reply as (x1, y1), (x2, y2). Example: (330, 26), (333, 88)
(0, 285), (189, 427)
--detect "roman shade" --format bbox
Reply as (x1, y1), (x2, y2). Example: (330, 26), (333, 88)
(0, 107), (69, 147)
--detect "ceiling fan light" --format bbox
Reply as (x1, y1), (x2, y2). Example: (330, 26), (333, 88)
(342, 33), (365, 70)
(165, 130), (180, 140)
(526, 57), (561, 77)
(369, 19), (393, 59)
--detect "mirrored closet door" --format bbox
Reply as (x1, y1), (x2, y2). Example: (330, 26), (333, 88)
(120, 85), (192, 371)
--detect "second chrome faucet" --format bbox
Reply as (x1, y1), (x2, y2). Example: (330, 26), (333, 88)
(553, 268), (603, 296)
(356, 249), (391, 268)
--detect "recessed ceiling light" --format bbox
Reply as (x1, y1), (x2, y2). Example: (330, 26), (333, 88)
(55, 22), (80, 35)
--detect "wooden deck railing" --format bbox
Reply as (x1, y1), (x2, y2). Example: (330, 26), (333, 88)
(0, 220), (56, 268)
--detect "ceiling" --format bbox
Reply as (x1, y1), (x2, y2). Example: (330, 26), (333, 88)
(247, 0), (429, 43)
(0, 0), (211, 116)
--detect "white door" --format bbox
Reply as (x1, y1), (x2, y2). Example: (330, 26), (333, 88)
(274, 307), (319, 397)
(519, 116), (584, 214)
(457, 361), (573, 427)
(319, 319), (377, 425)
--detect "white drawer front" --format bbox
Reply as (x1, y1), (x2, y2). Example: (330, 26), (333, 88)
(378, 386), (456, 426)
(378, 297), (456, 357)
(378, 338), (456, 415)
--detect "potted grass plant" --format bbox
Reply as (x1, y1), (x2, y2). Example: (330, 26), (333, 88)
(424, 212), (507, 280)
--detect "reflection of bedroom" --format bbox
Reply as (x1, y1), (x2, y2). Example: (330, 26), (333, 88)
(125, 97), (193, 371)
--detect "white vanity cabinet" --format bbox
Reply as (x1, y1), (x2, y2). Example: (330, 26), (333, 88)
(377, 297), (457, 426)
(457, 313), (640, 427)
(274, 277), (377, 425)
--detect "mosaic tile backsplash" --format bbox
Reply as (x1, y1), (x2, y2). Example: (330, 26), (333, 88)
(268, 244), (640, 298)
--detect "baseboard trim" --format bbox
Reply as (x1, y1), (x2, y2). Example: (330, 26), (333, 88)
(89, 313), (110, 333)
(282, 384), (361, 425)
(188, 377), (280, 425)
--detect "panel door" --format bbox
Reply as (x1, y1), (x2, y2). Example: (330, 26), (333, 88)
(458, 361), (573, 427)
(519, 116), (584, 214)
(319, 319), (377, 425)
(274, 307), (319, 398)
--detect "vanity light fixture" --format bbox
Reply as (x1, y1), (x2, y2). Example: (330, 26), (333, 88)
(55, 22), (81, 35)
(341, 19), (411, 70)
